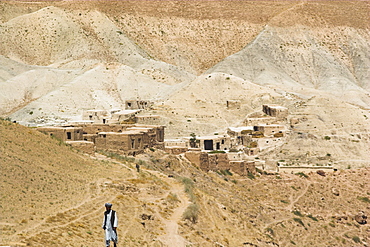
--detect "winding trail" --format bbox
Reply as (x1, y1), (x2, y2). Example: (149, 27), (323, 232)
(149, 171), (192, 247)
(11, 153), (192, 246)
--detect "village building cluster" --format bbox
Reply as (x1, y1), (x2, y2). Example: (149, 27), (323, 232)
(37, 103), (289, 176)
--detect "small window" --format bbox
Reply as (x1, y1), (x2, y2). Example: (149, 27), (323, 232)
(67, 132), (72, 140)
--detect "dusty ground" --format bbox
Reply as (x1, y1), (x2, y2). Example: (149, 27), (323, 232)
(0, 1), (369, 245)
(1, 119), (370, 246)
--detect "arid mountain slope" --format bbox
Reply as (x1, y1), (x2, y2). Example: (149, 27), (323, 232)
(1, 119), (369, 247)
(0, 1), (369, 165)
(207, 25), (370, 108)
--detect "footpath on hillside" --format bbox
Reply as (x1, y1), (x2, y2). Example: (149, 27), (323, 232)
(8, 153), (192, 247)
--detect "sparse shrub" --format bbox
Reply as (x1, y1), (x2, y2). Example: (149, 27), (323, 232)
(324, 136), (331, 140)
(293, 217), (305, 228)
(357, 196), (370, 203)
(183, 203), (199, 224)
(166, 193), (180, 204)
(293, 210), (303, 217)
(219, 169), (233, 176)
(280, 200), (289, 204)
(99, 151), (135, 163)
(189, 133), (199, 148)
(208, 150), (225, 154)
(247, 172), (255, 180)
(295, 172), (308, 178)
(352, 236), (361, 243)
(179, 177), (196, 202)
(266, 227), (274, 236)
(307, 214), (318, 221)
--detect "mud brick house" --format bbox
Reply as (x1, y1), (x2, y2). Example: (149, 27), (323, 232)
(195, 135), (230, 151)
(253, 124), (285, 137)
(38, 123), (165, 155)
(38, 126), (83, 142)
(110, 110), (140, 124)
(125, 100), (152, 110)
(262, 104), (288, 119)
(185, 150), (256, 176)
(83, 109), (140, 124)
(65, 140), (95, 155)
(227, 126), (254, 148)
(229, 161), (256, 176)
(164, 139), (188, 155)
(83, 110), (110, 124)
(95, 130), (145, 155)
(127, 125), (165, 149)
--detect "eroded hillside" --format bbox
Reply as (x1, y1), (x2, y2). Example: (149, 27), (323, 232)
(1, 119), (369, 247)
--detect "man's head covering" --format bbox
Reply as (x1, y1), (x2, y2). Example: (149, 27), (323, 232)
(105, 203), (112, 208)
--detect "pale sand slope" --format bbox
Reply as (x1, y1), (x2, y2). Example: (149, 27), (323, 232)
(207, 25), (370, 108)
(8, 63), (191, 123)
(0, 5), (195, 82)
(0, 6), (195, 118)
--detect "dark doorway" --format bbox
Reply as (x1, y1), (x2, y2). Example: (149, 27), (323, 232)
(204, 140), (213, 150)
(216, 142), (220, 150)
(67, 132), (72, 140)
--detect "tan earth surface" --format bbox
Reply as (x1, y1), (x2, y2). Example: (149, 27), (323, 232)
(0, 1), (370, 246)
(1, 119), (370, 247)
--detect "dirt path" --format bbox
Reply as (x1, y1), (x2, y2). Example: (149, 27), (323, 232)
(149, 171), (192, 247)
(94, 153), (192, 245)
(10, 154), (192, 246)
(262, 179), (312, 232)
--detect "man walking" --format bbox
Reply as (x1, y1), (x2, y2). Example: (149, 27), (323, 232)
(102, 203), (118, 247)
